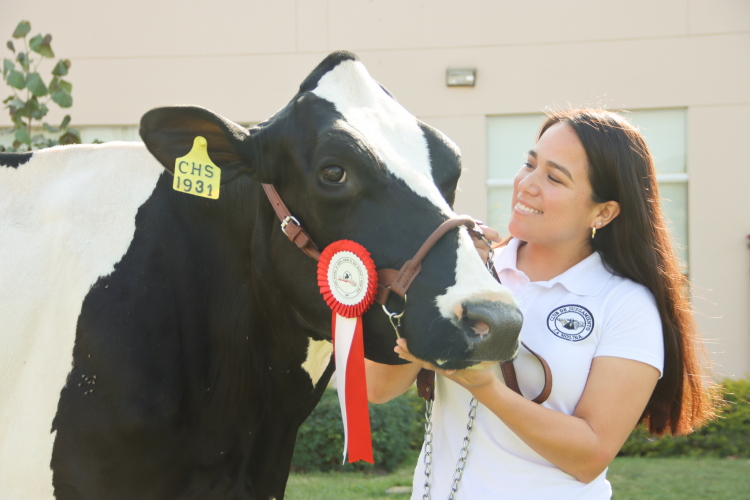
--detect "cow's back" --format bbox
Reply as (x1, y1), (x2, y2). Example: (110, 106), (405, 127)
(0, 143), (163, 499)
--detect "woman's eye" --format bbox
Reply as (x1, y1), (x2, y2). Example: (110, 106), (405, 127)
(321, 165), (347, 184)
(523, 162), (534, 170)
(548, 175), (561, 184)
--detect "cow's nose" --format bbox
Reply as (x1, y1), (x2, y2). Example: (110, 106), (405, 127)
(460, 300), (522, 362)
(461, 304), (491, 337)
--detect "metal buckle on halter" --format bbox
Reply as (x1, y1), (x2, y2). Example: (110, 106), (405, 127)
(280, 215), (301, 236)
(478, 233), (495, 271)
(381, 294), (407, 339)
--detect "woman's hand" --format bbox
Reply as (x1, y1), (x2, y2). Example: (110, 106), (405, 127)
(394, 338), (497, 392)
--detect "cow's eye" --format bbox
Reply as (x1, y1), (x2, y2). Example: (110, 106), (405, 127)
(321, 165), (347, 184)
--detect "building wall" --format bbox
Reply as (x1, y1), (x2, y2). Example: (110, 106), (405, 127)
(2, 0), (749, 377)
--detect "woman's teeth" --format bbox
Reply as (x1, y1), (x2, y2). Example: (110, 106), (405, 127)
(516, 202), (543, 214)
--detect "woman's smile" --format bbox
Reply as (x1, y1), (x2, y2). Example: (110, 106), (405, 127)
(514, 201), (543, 214)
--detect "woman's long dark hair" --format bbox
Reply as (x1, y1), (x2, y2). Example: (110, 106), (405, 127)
(538, 109), (715, 436)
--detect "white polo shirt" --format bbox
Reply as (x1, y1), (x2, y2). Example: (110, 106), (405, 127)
(410, 238), (664, 500)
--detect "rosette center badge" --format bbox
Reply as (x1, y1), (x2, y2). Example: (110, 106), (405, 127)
(329, 253), (367, 305)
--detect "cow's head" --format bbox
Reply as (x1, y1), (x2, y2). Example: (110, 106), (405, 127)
(140, 51), (521, 370)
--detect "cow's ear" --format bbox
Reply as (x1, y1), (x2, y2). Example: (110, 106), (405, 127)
(140, 106), (261, 184)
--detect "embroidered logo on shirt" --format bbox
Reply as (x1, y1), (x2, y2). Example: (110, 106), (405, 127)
(547, 305), (594, 342)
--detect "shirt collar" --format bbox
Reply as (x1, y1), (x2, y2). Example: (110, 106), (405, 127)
(493, 238), (613, 297)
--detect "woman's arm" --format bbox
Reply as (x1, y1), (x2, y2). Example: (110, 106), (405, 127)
(395, 339), (659, 483)
(365, 359), (422, 404)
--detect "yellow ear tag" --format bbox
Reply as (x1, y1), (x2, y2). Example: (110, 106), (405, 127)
(173, 136), (221, 199)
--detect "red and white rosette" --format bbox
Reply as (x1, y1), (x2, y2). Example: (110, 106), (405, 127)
(317, 240), (378, 464)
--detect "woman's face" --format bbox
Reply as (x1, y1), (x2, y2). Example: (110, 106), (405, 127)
(507, 122), (602, 248)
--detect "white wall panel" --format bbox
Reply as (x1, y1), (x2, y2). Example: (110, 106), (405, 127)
(688, 104), (750, 379)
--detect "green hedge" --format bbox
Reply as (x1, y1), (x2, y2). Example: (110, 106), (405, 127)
(294, 377), (749, 472)
(292, 388), (426, 472)
(619, 377), (750, 458)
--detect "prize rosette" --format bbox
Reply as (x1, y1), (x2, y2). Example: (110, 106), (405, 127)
(317, 240), (378, 464)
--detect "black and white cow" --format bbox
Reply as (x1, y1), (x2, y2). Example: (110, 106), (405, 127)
(0, 52), (521, 499)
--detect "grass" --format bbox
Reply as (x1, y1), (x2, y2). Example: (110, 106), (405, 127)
(608, 457), (750, 499)
(285, 455), (750, 500)
(286, 450), (417, 500)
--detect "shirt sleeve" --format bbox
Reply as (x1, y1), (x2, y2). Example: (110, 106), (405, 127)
(594, 282), (665, 377)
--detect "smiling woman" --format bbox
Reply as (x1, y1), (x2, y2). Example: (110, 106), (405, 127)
(366, 108), (717, 500)
(507, 121), (622, 281)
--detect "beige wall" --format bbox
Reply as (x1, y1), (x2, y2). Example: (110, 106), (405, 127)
(2, 1), (749, 377)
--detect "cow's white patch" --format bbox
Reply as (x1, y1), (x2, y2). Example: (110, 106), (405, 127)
(301, 338), (333, 388)
(435, 232), (519, 319)
(0, 143), (163, 499)
(312, 60), (453, 215)
(312, 60), (515, 321)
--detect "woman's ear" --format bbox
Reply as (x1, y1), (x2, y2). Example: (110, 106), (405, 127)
(139, 106), (263, 184)
(595, 200), (621, 228)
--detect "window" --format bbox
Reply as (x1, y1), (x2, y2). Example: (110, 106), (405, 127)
(486, 109), (688, 270)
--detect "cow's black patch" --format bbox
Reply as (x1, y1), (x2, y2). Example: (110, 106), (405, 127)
(0, 151), (33, 169)
(418, 122), (461, 208)
(51, 173), (335, 499)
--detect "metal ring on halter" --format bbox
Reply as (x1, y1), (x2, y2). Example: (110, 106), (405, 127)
(477, 233), (495, 271)
(381, 294), (407, 339)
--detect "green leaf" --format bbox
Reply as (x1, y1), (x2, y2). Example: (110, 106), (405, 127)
(51, 88), (72, 108)
(25, 72), (48, 97)
(15, 127), (31, 145)
(31, 102), (49, 120)
(17, 99), (36, 118)
(7, 41), (15, 53)
(12, 21), (31, 39)
(52, 59), (70, 77)
(16, 52), (30, 71)
(7, 97), (25, 110)
(60, 114), (71, 129)
(29, 34), (54, 58)
(7, 70), (25, 89)
(59, 130), (81, 145)
(43, 122), (60, 133)
(49, 77), (72, 93)
(29, 34), (42, 51)
(11, 113), (26, 128)
(3, 58), (14, 77)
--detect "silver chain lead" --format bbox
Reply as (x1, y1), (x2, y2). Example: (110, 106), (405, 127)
(422, 400), (434, 500)
(421, 229), (491, 499)
(422, 397), (478, 500)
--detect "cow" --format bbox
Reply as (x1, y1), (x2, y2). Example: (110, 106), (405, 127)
(0, 51), (522, 500)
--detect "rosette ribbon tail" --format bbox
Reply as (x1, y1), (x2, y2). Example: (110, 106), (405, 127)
(317, 239), (378, 464)
(333, 312), (374, 464)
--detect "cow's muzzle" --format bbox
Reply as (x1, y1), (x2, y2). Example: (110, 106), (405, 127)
(458, 300), (522, 363)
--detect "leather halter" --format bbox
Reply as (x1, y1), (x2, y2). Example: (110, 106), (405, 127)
(260, 182), (552, 404)
(261, 183), (477, 301)
(262, 183), (321, 261)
